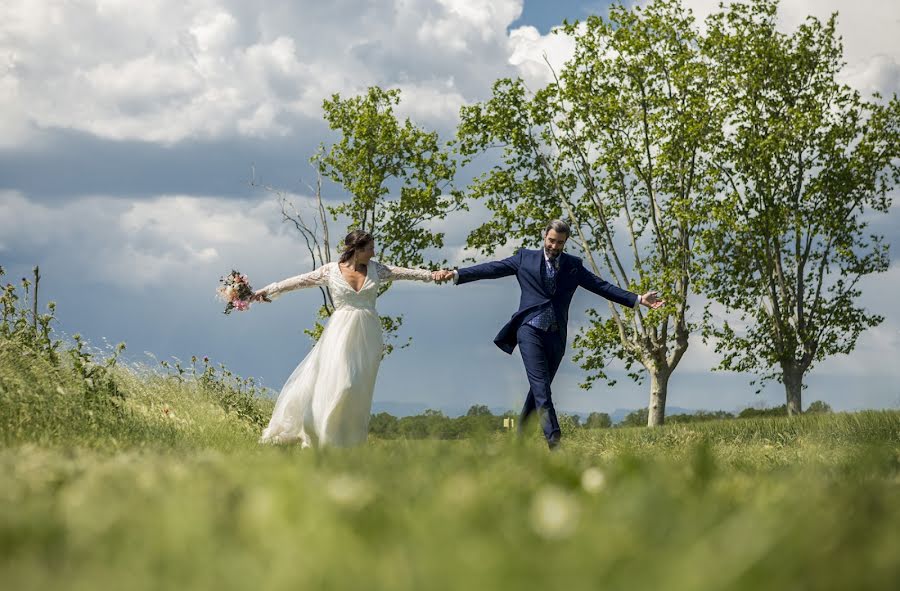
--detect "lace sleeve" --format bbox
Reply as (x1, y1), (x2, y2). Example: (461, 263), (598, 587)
(374, 261), (434, 283)
(259, 264), (330, 300)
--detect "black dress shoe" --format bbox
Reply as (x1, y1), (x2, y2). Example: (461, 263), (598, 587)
(547, 436), (562, 451)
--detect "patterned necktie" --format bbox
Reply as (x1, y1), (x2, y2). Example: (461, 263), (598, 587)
(546, 257), (558, 292)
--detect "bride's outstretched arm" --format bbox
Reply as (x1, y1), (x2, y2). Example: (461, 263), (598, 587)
(373, 261), (435, 283)
(254, 265), (330, 301)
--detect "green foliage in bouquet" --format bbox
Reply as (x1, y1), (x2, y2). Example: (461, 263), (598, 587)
(218, 270), (255, 314)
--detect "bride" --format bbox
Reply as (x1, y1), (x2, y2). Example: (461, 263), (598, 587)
(252, 230), (444, 448)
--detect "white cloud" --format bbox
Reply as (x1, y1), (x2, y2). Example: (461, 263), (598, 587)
(417, 0), (522, 51)
(0, 0), (526, 146)
(1, 190), (315, 290)
(507, 24), (579, 89)
(393, 80), (469, 124)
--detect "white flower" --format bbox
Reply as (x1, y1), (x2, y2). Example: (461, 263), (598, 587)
(581, 467), (606, 494)
(529, 486), (579, 540)
(326, 474), (374, 510)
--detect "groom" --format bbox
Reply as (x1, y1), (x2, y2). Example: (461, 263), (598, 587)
(437, 220), (663, 449)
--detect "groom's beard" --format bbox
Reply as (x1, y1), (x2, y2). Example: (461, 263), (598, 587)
(545, 247), (562, 260)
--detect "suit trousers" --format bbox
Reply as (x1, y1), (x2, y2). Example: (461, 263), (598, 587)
(517, 323), (566, 443)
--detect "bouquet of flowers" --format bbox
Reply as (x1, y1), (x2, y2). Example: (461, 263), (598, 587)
(216, 270), (256, 314)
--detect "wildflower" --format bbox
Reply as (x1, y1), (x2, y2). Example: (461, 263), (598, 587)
(530, 486), (579, 540)
(581, 467), (606, 494)
(327, 474), (374, 510)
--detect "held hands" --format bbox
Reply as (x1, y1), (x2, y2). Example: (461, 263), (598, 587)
(432, 270), (455, 284)
(638, 291), (665, 309)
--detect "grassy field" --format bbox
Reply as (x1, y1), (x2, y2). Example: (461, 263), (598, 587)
(2, 347), (900, 591)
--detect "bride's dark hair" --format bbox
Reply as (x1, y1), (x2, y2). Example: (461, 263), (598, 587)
(339, 230), (374, 264)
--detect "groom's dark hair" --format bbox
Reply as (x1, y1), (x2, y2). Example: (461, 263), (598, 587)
(544, 219), (570, 237)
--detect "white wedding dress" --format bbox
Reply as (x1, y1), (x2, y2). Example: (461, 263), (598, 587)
(258, 260), (433, 448)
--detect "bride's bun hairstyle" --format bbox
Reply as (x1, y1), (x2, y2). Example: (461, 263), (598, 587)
(339, 230), (375, 264)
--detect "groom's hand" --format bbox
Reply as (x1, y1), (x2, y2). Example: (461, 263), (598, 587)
(432, 270), (454, 283)
(639, 291), (665, 309)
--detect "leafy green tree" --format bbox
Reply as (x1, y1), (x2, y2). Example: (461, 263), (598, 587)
(701, 0), (900, 415)
(456, 0), (720, 426)
(668, 410), (734, 424)
(561, 413), (582, 429)
(397, 411), (446, 439)
(620, 407), (650, 427)
(466, 404), (493, 417)
(805, 400), (832, 414)
(584, 411), (613, 429)
(369, 412), (400, 438)
(738, 405), (787, 419)
(257, 86), (465, 355)
(316, 86), (464, 267)
(456, 413), (498, 437)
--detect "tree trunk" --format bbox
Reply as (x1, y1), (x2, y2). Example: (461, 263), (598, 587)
(783, 365), (803, 416)
(647, 368), (670, 427)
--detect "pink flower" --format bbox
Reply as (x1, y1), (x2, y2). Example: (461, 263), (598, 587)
(233, 299), (250, 311)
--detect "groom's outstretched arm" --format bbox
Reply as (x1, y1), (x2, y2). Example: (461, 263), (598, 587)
(576, 264), (640, 308)
(454, 250), (522, 285)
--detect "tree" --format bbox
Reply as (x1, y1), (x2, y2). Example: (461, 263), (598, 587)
(620, 407), (650, 427)
(458, 405), (498, 437)
(738, 405), (787, 419)
(369, 412), (400, 438)
(805, 400), (832, 414)
(256, 86), (465, 354)
(560, 413), (582, 429)
(466, 404), (493, 417)
(701, 0), (900, 415)
(456, 0), (720, 425)
(584, 411), (613, 429)
(667, 410), (734, 424)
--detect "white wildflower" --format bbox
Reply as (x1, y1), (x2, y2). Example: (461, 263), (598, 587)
(581, 467), (607, 494)
(530, 486), (579, 540)
(327, 474), (374, 510)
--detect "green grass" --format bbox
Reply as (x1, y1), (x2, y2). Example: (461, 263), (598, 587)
(2, 349), (899, 591)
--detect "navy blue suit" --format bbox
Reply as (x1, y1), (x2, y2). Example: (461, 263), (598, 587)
(457, 248), (638, 443)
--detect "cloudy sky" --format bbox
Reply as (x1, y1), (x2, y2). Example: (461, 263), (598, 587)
(3, 0), (899, 418)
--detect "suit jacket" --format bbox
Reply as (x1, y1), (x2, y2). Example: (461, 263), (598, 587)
(456, 248), (638, 354)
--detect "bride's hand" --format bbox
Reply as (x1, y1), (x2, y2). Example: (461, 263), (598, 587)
(252, 290), (271, 303)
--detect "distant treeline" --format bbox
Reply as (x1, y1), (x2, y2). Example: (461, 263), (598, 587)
(368, 401), (834, 439)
